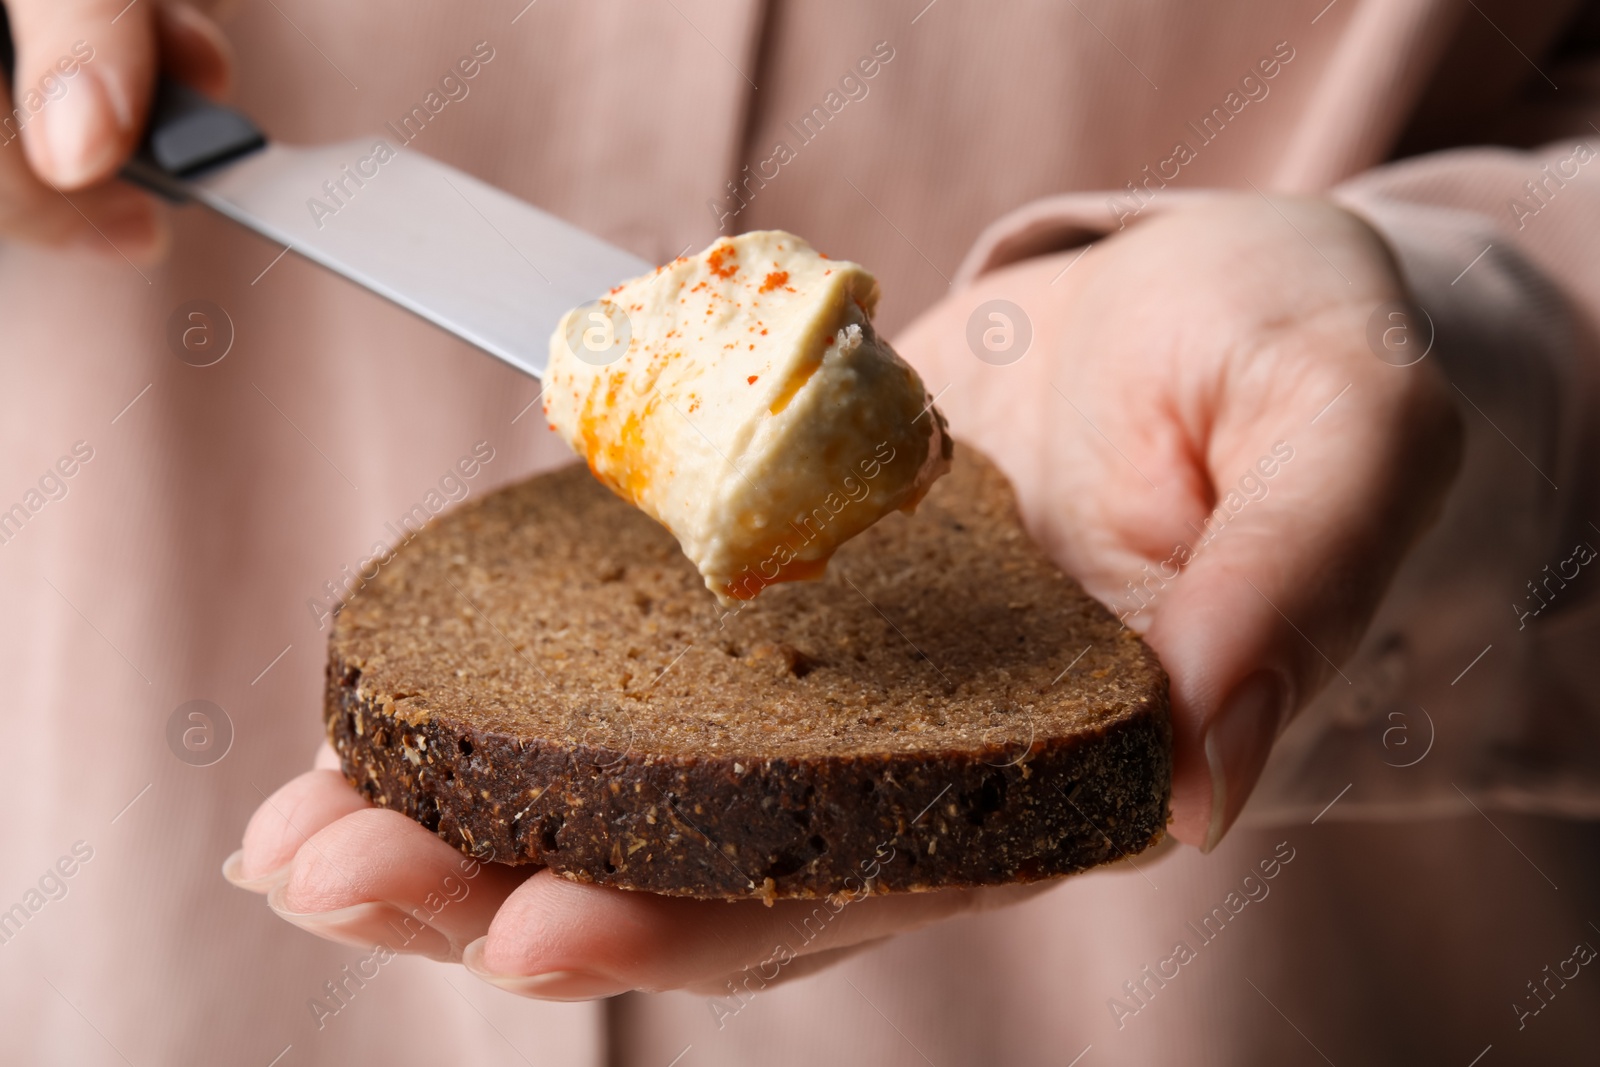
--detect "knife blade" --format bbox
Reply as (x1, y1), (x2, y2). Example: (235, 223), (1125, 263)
(132, 138), (651, 380)
(0, 8), (648, 380)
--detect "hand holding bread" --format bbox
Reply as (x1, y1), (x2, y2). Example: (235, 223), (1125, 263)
(230, 194), (1461, 998)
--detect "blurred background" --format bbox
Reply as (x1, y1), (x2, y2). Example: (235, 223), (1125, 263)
(1, 0), (1597, 1063)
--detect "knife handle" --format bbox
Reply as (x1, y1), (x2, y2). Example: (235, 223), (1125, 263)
(0, 2), (266, 200)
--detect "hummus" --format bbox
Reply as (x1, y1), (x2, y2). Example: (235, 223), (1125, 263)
(544, 230), (951, 603)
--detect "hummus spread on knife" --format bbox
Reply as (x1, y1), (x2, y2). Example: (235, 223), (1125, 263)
(543, 230), (952, 603)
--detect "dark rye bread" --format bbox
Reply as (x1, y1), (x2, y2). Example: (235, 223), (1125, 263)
(325, 446), (1171, 901)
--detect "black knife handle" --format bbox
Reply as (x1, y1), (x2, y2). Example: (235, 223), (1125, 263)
(0, 2), (266, 199)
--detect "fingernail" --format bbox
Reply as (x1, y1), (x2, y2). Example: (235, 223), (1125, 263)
(221, 849), (292, 893)
(38, 69), (123, 187)
(1201, 671), (1285, 853)
(462, 936), (628, 1001)
(267, 884), (459, 962)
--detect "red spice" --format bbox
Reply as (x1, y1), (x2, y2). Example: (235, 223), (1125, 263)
(759, 271), (789, 293)
(707, 244), (738, 279)
(748, 375), (759, 384)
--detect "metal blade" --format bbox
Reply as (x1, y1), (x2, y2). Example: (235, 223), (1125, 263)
(169, 138), (650, 379)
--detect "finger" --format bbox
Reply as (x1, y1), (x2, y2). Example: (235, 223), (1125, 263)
(155, 2), (233, 98)
(466, 871), (1054, 999)
(8, 0), (158, 188)
(0, 160), (164, 256)
(0, 5), (167, 256)
(229, 768), (371, 888)
(271, 807), (526, 962)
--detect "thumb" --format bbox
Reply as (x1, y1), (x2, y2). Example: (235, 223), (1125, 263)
(1147, 364), (1461, 851)
(5, 0), (233, 189)
(9, 0), (157, 188)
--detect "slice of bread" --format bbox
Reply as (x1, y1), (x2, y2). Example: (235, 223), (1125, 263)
(326, 445), (1171, 901)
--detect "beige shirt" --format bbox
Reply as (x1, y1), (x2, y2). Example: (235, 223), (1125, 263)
(1, 0), (1597, 1062)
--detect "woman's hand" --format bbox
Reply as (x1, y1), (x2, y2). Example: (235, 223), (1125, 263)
(228, 744), (1054, 998)
(898, 194), (1460, 848)
(228, 194), (1461, 999)
(1, 0), (231, 259)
